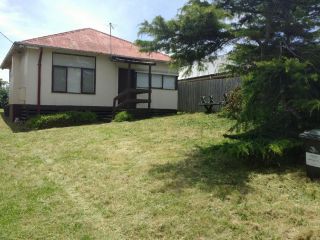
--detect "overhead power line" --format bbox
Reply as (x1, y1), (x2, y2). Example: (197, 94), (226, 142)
(0, 31), (14, 43)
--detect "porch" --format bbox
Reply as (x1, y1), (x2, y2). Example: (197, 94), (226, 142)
(112, 56), (155, 117)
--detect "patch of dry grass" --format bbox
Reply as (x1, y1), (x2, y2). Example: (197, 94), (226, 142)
(0, 110), (320, 239)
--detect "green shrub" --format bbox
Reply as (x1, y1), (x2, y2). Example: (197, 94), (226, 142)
(113, 111), (133, 122)
(214, 135), (303, 163)
(222, 86), (243, 120)
(238, 58), (320, 135)
(0, 87), (8, 108)
(218, 59), (319, 163)
(26, 111), (97, 129)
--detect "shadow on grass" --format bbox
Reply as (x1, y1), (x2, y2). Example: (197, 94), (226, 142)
(1, 110), (177, 133)
(0, 112), (30, 133)
(149, 142), (304, 199)
(0, 112), (109, 133)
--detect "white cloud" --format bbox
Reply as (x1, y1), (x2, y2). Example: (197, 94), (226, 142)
(0, 0), (46, 40)
(37, 0), (106, 32)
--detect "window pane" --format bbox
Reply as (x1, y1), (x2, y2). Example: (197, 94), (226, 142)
(53, 67), (67, 92)
(136, 73), (149, 88)
(67, 68), (81, 93)
(82, 69), (95, 93)
(163, 75), (176, 90)
(53, 54), (95, 69)
(152, 74), (162, 88)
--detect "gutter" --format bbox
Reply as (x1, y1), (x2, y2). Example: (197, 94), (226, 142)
(37, 47), (43, 114)
(14, 42), (171, 64)
(178, 73), (236, 82)
(1, 42), (170, 69)
(0, 43), (28, 69)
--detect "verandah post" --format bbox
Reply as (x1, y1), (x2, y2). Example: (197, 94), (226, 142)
(148, 64), (151, 109)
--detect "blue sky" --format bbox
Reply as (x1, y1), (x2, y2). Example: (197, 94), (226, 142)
(0, 0), (187, 81)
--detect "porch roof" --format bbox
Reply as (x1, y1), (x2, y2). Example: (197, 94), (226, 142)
(111, 56), (156, 66)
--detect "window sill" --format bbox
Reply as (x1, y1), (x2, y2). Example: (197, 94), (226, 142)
(52, 91), (96, 95)
(136, 87), (176, 91)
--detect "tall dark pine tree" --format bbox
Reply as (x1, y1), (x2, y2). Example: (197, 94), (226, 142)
(137, 0), (320, 72)
(136, 0), (320, 138)
(216, 0), (320, 73)
(136, 0), (233, 71)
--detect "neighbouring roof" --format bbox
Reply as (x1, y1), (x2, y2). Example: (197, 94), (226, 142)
(1, 28), (170, 69)
(178, 55), (229, 80)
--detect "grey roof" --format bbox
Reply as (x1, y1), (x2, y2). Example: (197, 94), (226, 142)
(178, 55), (229, 80)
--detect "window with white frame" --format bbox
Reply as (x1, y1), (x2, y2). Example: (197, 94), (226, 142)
(136, 72), (149, 88)
(163, 75), (176, 89)
(136, 72), (176, 90)
(152, 74), (162, 88)
(52, 53), (96, 94)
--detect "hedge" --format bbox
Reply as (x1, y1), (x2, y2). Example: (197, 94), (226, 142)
(26, 111), (97, 129)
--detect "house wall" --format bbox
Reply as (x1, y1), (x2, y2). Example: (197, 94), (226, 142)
(25, 48), (38, 105)
(9, 50), (28, 104)
(10, 47), (178, 109)
(23, 48), (118, 107)
(136, 90), (178, 110)
(116, 62), (178, 110)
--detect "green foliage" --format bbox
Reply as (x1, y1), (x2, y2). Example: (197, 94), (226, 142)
(222, 86), (243, 119)
(0, 78), (7, 88)
(136, 0), (320, 162)
(215, 136), (303, 163)
(136, 0), (232, 71)
(26, 111), (97, 129)
(137, 0), (320, 71)
(0, 88), (8, 108)
(218, 0), (320, 74)
(0, 79), (8, 108)
(237, 58), (320, 136)
(113, 111), (133, 122)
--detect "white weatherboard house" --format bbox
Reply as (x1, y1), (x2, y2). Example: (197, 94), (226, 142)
(0, 28), (178, 121)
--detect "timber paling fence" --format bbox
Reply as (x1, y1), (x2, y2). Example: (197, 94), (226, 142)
(178, 75), (241, 112)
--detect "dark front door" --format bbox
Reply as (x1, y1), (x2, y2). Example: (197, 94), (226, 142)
(118, 68), (136, 108)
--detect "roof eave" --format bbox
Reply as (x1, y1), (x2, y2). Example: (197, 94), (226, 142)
(0, 43), (17, 69)
(111, 56), (157, 65)
(178, 72), (233, 81)
(0, 42), (32, 69)
(18, 42), (171, 64)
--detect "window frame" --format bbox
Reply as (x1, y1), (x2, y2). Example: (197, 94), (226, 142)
(151, 74), (163, 89)
(136, 72), (177, 90)
(162, 75), (177, 90)
(52, 66), (68, 93)
(52, 52), (96, 95)
(81, 68), (96, 94)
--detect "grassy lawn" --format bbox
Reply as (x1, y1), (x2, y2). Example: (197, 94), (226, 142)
(1, 110), (320, 239)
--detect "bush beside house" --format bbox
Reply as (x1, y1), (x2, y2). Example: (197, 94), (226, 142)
(26, 111), (97, 129)
(113, 111), (134, 122)
(0, 79), (8, 108)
